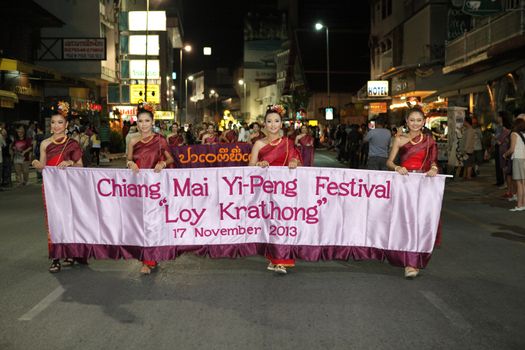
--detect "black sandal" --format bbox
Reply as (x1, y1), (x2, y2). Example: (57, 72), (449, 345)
(49, 260), (61, 273)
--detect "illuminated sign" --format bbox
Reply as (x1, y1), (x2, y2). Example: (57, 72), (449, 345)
(367, 80), (389, 97)
(129, 35), (160, 55)
(154, 111), (174, 120)
(369, 102), (387, 114)
(128, 11), (166, 31)
(130, 84), (160, 104)
(325, 107), (333, 120)
(129, 60), (160, 79)
(63, 38), (106, 60)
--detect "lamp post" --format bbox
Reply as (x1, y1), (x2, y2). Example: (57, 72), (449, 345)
(179, 44), (192, 121)
(144, 0), (150, 102)
(185, 75), (194, 123)
(238, 79), (246, 119)
(315, 22), (330, 108)
(210, 89), (219, 119)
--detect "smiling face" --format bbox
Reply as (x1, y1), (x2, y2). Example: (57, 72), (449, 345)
(301, 125), (308, 134)
(207, 125), (215, 134)
(405, 111), (425, 133)
(137, 112), (154, 134)
(265, 112), (282, 135)
(50, 114), (68, 135)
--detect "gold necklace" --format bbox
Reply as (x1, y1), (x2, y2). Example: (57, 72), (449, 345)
(140, 134), (155, 143)
(409, 133), (424, 145)
(269, 137), (282, 146)
(51, 136), (68, 145)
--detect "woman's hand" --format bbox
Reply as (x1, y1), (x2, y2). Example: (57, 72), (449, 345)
(288, 159), (300, 169)
(32, 159), (44, 170)
(154, 161), (167, 173)
(57, 160), (74, 169)
(426, 167), (438, 177)
(256, 160), (269, 168)
(394, 165), (408, 175)
(127, 160), (139, 174)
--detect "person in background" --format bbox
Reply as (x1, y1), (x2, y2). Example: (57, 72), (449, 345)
(498, 114), (515, 199)
(364, 116), (391, 171)
(248, 122), (265, 144)
(461, 116), (475, 180)
(1, 123), (13, 188)
(238, 122), (249, 142)
(90, 129), (101, 166)
(503, 116), (525, 211)
(201, 124), (219, 144)
(472, 117), (484, 176)
(295, 124), (315, 166)
(98, 120), (111, 160)
(12, 125), (33, 186)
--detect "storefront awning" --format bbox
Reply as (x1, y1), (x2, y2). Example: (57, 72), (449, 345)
(434, 60), (525, 99)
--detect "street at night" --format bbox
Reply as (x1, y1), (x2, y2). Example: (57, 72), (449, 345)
(2, 0), (525, 349)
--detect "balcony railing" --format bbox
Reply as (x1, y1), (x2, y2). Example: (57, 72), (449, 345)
(445, 8), (525, 66)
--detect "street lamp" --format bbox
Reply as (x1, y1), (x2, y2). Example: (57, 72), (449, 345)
(185, 75), (194, 123)
(209, 89), (219, 119)
(144, 0), (151, 102)
(179, 44), (192, 121)
(315, 22), (330, 108)
(238, 79), (246, 119)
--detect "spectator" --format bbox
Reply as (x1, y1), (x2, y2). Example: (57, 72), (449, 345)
(364, 116), (391, 171)
(12, 126), (33, 186)
(1, 123), (13, 187)
(462, 116), (475, 180)
(98, 120), (111, 156)
(503, 116), (525, 211)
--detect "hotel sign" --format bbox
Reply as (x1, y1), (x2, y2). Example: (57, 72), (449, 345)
(367, 81), (389, 97)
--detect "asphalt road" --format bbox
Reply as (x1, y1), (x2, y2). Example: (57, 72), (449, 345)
(0, 152), (524, 350)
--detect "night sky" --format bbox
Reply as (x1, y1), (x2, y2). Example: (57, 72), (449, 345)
(181, 0), (370, 92)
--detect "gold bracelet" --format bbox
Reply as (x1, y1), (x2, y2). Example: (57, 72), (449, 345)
(126, 160), (134, 168)
(431, 165), (438, 170)
(394, 165), (401, 171)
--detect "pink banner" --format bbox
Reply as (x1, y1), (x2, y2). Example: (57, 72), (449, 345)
(43, 167), (446, 267)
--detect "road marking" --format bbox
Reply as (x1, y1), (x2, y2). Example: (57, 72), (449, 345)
(18, 286), (65, 321)
(420, 290), (472, 330)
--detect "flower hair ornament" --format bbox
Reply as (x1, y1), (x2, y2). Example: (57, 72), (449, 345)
(268, 104), (286, 117)
(57, 101), (69, 117)
(139, 101), (156, 114)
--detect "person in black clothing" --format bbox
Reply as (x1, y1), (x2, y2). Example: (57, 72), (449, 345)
(348, 124), (362, 168)
(334, 124), (347, 162)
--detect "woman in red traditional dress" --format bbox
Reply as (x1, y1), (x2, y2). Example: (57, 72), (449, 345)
(127, 104), (174, 274)
(32, 101), (85, 273)
(249, 122), (265, 144)
(387, 107), (440, 279)
(295, 125), (315, 166)
(220, 122), (238, 143)
(166, 124), (184, 147)
(249, 104), (302, 274)
(201, 124), (219, 144)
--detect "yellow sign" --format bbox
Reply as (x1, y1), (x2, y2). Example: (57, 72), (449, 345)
(130, 84), (160, 104)
(369, 102), (387, 114)
(154, 111), (174, 120)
